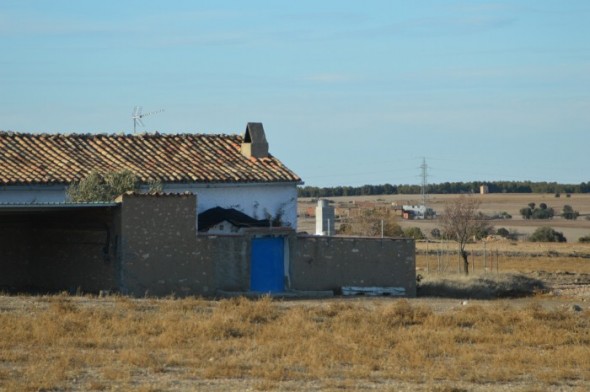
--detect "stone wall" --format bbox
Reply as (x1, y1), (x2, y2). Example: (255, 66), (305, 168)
(118, 193), (208, 297)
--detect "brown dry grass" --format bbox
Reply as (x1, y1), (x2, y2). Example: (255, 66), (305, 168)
(1, 293), (589, 391)
(416, 242), (590, 274)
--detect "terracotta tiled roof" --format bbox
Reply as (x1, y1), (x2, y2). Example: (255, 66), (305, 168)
(0, 132), (301, 186)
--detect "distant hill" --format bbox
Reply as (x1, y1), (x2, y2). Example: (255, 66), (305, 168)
(298, 181), (590, 198)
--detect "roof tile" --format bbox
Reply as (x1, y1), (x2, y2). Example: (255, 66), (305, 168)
(0, 132), (301, 185)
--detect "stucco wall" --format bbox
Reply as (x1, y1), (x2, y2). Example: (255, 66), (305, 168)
(0, 184), (68, 204)
(163, 183), (298, 229)
(291, 236), (416, 297)
(0, 182), (299, 230)
(195, 235), (251, 292)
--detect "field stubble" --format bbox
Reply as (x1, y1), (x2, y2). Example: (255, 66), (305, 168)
(1, 283), (590, 391)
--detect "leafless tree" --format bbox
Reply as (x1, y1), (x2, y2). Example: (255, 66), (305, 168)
(438, 195), (492, 275)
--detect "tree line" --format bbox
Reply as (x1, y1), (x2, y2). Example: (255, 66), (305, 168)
(298, 181), (590, 198)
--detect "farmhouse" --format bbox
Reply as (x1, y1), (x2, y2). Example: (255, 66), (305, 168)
(0, 122), (301, 229)
(0, 123), (416, 297)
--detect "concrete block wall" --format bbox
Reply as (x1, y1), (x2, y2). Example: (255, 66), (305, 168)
(291, 236), (416, 297)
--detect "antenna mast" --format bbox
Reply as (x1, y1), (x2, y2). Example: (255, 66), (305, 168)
(132, 106), (164, 133)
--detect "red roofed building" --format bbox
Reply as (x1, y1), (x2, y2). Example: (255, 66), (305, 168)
(0, 123), (302, 228)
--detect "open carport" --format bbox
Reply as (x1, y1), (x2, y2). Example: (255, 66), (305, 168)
(0, 203), (118, 294)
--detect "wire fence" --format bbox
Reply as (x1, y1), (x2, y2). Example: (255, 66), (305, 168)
(420, 240), (500, 275)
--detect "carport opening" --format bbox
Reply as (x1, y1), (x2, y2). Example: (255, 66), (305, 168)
(0, 204), (119, 294)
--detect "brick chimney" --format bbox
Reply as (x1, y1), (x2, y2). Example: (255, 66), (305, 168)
(241, 122), (269, 158)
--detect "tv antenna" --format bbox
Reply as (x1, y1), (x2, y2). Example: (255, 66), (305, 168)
(132, 106), (164, 133)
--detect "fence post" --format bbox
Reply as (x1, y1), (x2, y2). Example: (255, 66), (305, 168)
(483, 241), (488, 272)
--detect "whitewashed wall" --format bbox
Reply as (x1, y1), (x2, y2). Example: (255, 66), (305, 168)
(0, 182), (299, 229)
(163, 182), (298, 229)
(0, 185), (68, 204)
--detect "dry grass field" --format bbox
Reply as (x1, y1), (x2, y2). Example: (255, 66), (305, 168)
(1, 193), (589, 391)
(1, 291), (589, 392)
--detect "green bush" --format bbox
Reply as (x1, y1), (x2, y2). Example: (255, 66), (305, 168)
(579, 235), (590, 243)
(403, 227), (425, 240)
(529, 227), (566, 243)
(496, 227), (518, 240)
(496, 228), (510, 238)
(520, 203), (554, 219)
(561, 205), (579, 220)
(532, 207), (554, 219)
(67, 170), (162, 202)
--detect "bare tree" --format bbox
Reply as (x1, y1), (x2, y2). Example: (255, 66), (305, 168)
(438, 195), (492, 275)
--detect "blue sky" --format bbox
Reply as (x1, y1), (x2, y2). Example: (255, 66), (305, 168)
(1, 1), (588, 187)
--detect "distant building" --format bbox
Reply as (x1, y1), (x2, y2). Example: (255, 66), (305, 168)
(402, 205), (435, 220)
(480, 185), (489, 194)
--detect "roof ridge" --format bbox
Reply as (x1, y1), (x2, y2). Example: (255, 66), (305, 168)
(0, 131), (241, 138)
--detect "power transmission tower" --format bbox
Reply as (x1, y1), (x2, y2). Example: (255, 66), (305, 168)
(420, 157), (428, 207)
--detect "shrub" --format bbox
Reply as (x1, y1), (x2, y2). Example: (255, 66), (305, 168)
(430, 228), (441, 239)
(561, 205), (579, 220)
(67, 170), (139, 202)
(67, 170), (162, 202)
(403, 227), (425, 240)
(496, 227), (518, 240)
(532, 207), (554, 219)
(521, 203), (554, 219)
(529, 227), (566, 243)
(520, 207), (532, 219)
(579, 235), (590, 243)
(496, 228), (510, 238)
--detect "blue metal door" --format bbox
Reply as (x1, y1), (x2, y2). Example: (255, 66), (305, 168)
(250, 237), (284, 293)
